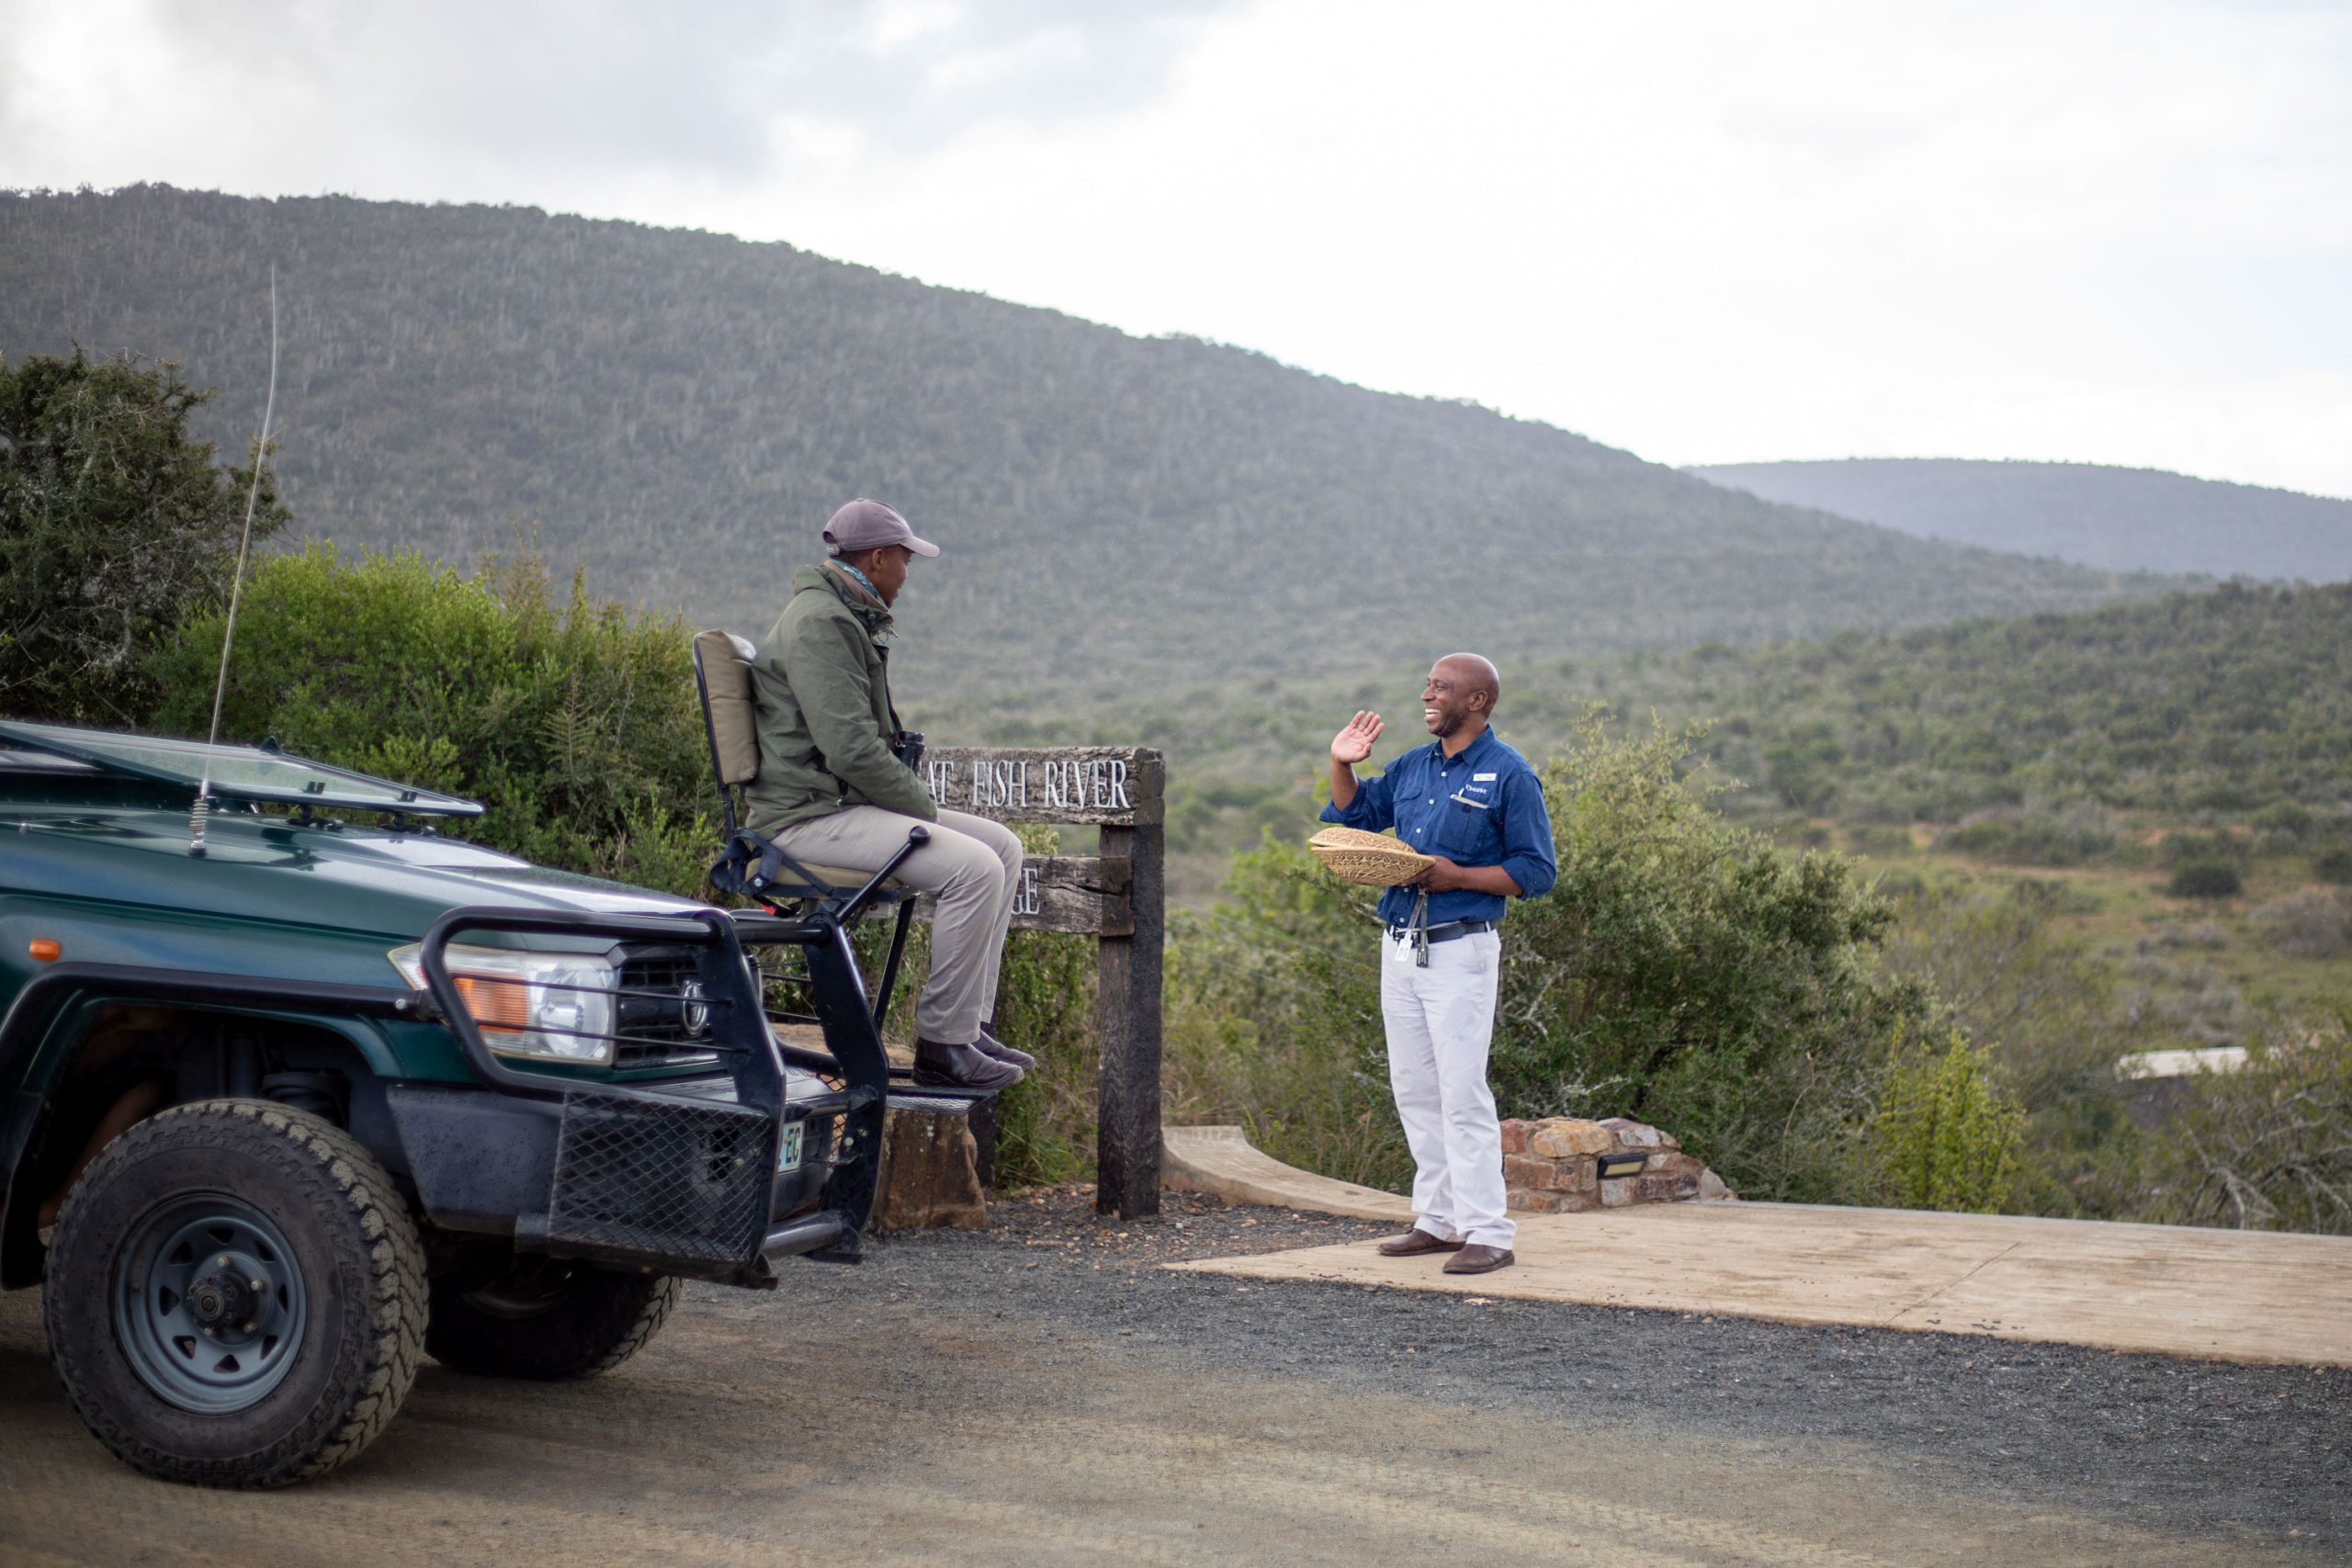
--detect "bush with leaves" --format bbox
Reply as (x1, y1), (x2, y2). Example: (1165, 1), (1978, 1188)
(1489, 717), (1930, 1201)
(1163, 835), (1408, 1190)
(2167, 862), (2245, 900)
(1167, 716), (1930, 1202)
(1877, 883), (2146, 1213)
(1867, 1027), (2027, 1213)
(2255, 889), (2352, 961)
(147, 543), (712, 892)
(1, 350), (288, 724)
(2152, 1006), (2352, 1235)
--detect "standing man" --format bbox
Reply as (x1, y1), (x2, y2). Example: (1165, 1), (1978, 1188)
(1322, 653), (1555, 1275)
(745, 498), (1032, 1093)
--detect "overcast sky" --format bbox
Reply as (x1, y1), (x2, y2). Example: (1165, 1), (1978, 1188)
(5, 0), (2347, 497)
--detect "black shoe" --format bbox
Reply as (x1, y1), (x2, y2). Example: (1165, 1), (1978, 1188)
(913, 1037), (1024, 1092)
(975, 1029), (1036, 1071)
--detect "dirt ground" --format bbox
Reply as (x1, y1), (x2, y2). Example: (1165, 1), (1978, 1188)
(1, 1190), (2342, 1567)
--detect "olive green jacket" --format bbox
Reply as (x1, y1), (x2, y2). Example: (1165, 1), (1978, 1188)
(744, 564), (939, 833)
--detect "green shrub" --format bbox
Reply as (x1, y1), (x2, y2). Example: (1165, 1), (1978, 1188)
(1, 350), (288, 724)
(2250, 801), (2316, 842)
(2158, 829), (2250, 869)
(1493, 717), (1931, 1201)
(2166, 862), (2245, 900)
(2149, 1006), (2352, 1235)
(2314, 843), (2352, 886)
(1162, 835), (1408, 1191)
(1878, 883), (2141, 1208)
(2254, 889), (2352, 961)
(1868, 1028), (2026, 1213)
(1167, 716), (1931, 1203)
(1935, 809), (2117, 867)
(147, 543), (713, 893)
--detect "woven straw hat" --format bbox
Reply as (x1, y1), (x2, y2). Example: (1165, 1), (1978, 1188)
(1308, 826), (1434, 886)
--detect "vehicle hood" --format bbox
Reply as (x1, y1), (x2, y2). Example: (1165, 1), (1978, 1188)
(6, 804), (708, 940)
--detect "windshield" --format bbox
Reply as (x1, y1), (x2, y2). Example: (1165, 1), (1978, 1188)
(0, 721), (484, 818)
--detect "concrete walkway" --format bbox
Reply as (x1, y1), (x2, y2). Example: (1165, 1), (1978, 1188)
(1161, 1124), (2352, 1367)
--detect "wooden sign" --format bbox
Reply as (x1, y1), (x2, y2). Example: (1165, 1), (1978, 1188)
(909, 742), (1163, 1221)
(914, 854), (1133, 937)
(922, 746), (1163, 827)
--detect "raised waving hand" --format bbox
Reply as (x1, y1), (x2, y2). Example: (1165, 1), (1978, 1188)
(1330, 710), (1385, 765)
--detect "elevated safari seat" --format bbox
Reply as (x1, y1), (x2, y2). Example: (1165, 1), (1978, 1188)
(692, 629), (925, 1029)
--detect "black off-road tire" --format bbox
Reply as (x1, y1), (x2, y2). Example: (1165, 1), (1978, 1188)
(42, 1099), (427, 1488)
(426, 1258), (681, 1381)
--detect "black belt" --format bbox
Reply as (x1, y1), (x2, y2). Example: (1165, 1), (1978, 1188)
(1385, 919), (1495, 945)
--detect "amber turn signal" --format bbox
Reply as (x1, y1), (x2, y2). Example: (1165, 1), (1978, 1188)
(28, 938), (62, 963)
(452, 972), (530, 1032)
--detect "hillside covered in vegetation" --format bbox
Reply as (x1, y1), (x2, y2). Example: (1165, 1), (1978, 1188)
(1114, 580), (2352, 883)
(0, 186), (2184, 709)
(1690, 458), (2352, 582)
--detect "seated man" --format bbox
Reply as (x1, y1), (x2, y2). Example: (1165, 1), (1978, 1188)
(745, 498), (1031, 1092)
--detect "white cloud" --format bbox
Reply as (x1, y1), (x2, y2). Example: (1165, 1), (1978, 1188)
(2, 0), (2346, 494)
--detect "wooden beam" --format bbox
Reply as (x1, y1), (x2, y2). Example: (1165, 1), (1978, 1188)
(1093, 820), (1163, 1219)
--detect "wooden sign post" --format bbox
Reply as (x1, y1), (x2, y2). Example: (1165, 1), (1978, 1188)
(915, 746), (1164, 1220)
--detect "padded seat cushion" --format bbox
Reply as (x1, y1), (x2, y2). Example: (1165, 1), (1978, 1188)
(694, 628), (761, 787)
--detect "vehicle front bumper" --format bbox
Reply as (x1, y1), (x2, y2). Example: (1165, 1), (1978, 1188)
(387, 1077), (853, 1283)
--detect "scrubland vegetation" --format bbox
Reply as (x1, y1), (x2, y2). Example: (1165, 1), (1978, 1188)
(1, 186), (2181, 716)
(6, 350), (2345, 1236)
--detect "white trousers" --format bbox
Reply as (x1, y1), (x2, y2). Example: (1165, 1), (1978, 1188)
(1380, 929), (1513, 1249)
(768, 807), (1023, 1044)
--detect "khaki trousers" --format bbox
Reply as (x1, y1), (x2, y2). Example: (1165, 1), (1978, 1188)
(768, 806), (1023, 1044)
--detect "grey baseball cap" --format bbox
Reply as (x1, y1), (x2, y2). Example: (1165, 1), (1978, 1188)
(822, 498), (939, 558)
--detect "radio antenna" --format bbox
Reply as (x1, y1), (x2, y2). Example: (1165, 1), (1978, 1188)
(190, 265), (279, 857)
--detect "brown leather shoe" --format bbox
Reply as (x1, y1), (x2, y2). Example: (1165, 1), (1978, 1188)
(1442, 1244), (1515, 1275)
(1375, 1228), (1464, 1258)
(913, 1038), (1023, 1092)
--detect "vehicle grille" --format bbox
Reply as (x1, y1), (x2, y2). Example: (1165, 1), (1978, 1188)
(616, 950), (722, 1070)
(546, 1089), (774, 1269)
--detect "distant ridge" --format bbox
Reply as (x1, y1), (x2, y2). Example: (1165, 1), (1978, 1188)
(1688, 458), (2352, 583)
(1, 186), (2187, 705)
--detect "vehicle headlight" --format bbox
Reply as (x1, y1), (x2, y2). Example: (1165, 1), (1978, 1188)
(387, 942), (617, 1066)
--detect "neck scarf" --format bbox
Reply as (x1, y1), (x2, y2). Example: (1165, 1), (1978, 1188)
(826, 558), (883, 605)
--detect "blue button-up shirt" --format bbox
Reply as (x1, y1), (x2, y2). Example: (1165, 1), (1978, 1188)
(1318, 728), (1556, 928)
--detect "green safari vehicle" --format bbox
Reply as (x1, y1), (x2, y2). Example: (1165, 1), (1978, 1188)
(0, 717), (948, 1486)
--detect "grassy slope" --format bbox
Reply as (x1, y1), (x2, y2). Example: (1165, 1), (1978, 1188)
(1103, 581), (2352, 908)
(1, 186), (2182, 713)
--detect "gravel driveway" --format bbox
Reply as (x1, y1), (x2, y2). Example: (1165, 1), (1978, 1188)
(3, 1186), (2343, 1565)
(873, 1188), (2348, 1556)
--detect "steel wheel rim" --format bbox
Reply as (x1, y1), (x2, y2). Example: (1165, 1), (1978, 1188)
(113, 1192), (308, 1414)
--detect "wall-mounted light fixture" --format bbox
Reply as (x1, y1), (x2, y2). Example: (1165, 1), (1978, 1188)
(1596, 1152), (1646, 1180)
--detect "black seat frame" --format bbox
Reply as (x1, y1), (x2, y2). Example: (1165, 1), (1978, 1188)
(692, 637), (922, 1032)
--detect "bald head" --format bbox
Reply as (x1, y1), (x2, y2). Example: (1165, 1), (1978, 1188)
(1420, 653), (1501, 746)
(1438, 652), (1500, 711)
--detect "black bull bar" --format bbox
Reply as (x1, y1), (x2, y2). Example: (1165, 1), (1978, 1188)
(414, 905), (891, 1283)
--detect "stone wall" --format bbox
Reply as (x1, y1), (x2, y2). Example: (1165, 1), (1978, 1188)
(1500, 1117), (1735, 1214)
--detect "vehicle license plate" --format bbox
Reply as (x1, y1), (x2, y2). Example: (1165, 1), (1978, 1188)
(776, 1122), (805, 1173)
